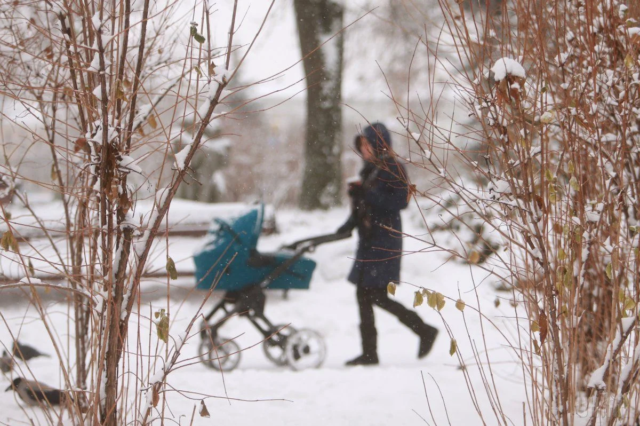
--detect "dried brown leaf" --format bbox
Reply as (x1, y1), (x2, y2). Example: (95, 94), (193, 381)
(199, 400), (210, 418)
(436, 292), (446, 311)
(449, 339), (457, 356)
(387, 282), (396, 296)
(539, 311), (548, 344)
(468, 251), (481, 264)
(413, 291), (423, 307)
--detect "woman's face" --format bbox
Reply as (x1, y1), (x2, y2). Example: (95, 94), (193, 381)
(360, 138), (375, 162)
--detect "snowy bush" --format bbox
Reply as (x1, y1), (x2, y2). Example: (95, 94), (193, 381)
(0, 0), (276, 424)
(386, 0), (640, 423)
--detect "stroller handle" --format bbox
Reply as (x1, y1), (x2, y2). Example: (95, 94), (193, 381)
(258, 231), (352, 290)
(282, 231), (352, 251)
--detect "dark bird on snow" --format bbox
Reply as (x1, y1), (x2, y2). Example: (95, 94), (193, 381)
(13, 341), (50, 361)
(5, 377), (69, 407)
(0, 350), (14, 373)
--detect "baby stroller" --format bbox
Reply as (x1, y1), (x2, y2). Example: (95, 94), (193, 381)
(194, 204), (349, 371)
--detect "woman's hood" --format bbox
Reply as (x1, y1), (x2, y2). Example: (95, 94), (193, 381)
(362, 123), (392, 156)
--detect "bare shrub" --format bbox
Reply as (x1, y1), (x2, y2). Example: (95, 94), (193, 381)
(383, 0), (640, 424)
(0, 0), (276, 423)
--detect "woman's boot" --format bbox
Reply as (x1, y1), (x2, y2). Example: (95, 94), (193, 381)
(418, 324), (439, 358)
(346, 324), (379, 366)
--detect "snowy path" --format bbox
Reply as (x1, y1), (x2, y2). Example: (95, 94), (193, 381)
(0, 204), (528, 425)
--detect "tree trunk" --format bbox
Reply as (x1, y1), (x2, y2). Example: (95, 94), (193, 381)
(293, 0), (344, 210)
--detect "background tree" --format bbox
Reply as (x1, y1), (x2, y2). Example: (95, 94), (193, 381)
(294, 0), (344, 210)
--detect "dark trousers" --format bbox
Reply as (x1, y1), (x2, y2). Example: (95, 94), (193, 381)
(357, 286), (428, 356)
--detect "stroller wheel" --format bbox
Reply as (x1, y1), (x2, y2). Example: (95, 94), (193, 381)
(199, 334), (241, 372)
(262, 324), (297, 366)
(284, 329), (326, 371)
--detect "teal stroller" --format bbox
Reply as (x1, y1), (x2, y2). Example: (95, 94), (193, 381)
(194, 204), (349, 371)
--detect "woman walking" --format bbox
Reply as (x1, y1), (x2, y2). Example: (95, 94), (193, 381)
(338, 123), (438, 366)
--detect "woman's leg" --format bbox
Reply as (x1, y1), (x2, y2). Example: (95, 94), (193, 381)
(369, 287), (438, 357)
(369, 287), (426, 333)
(357, 286), (377, 359)
(346, 286), (379, 365)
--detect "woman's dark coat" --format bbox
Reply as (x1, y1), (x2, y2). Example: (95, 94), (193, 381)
(340, 123), (409, 288)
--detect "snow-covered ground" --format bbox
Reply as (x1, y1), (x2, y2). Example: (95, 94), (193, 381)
(0, 202), (529, 425)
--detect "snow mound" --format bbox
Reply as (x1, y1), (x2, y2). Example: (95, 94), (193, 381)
(491, 57), (526, 81)
(174, 146), (190, 171)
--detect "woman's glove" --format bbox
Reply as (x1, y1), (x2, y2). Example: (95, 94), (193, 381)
(347, 181), (363, 199)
